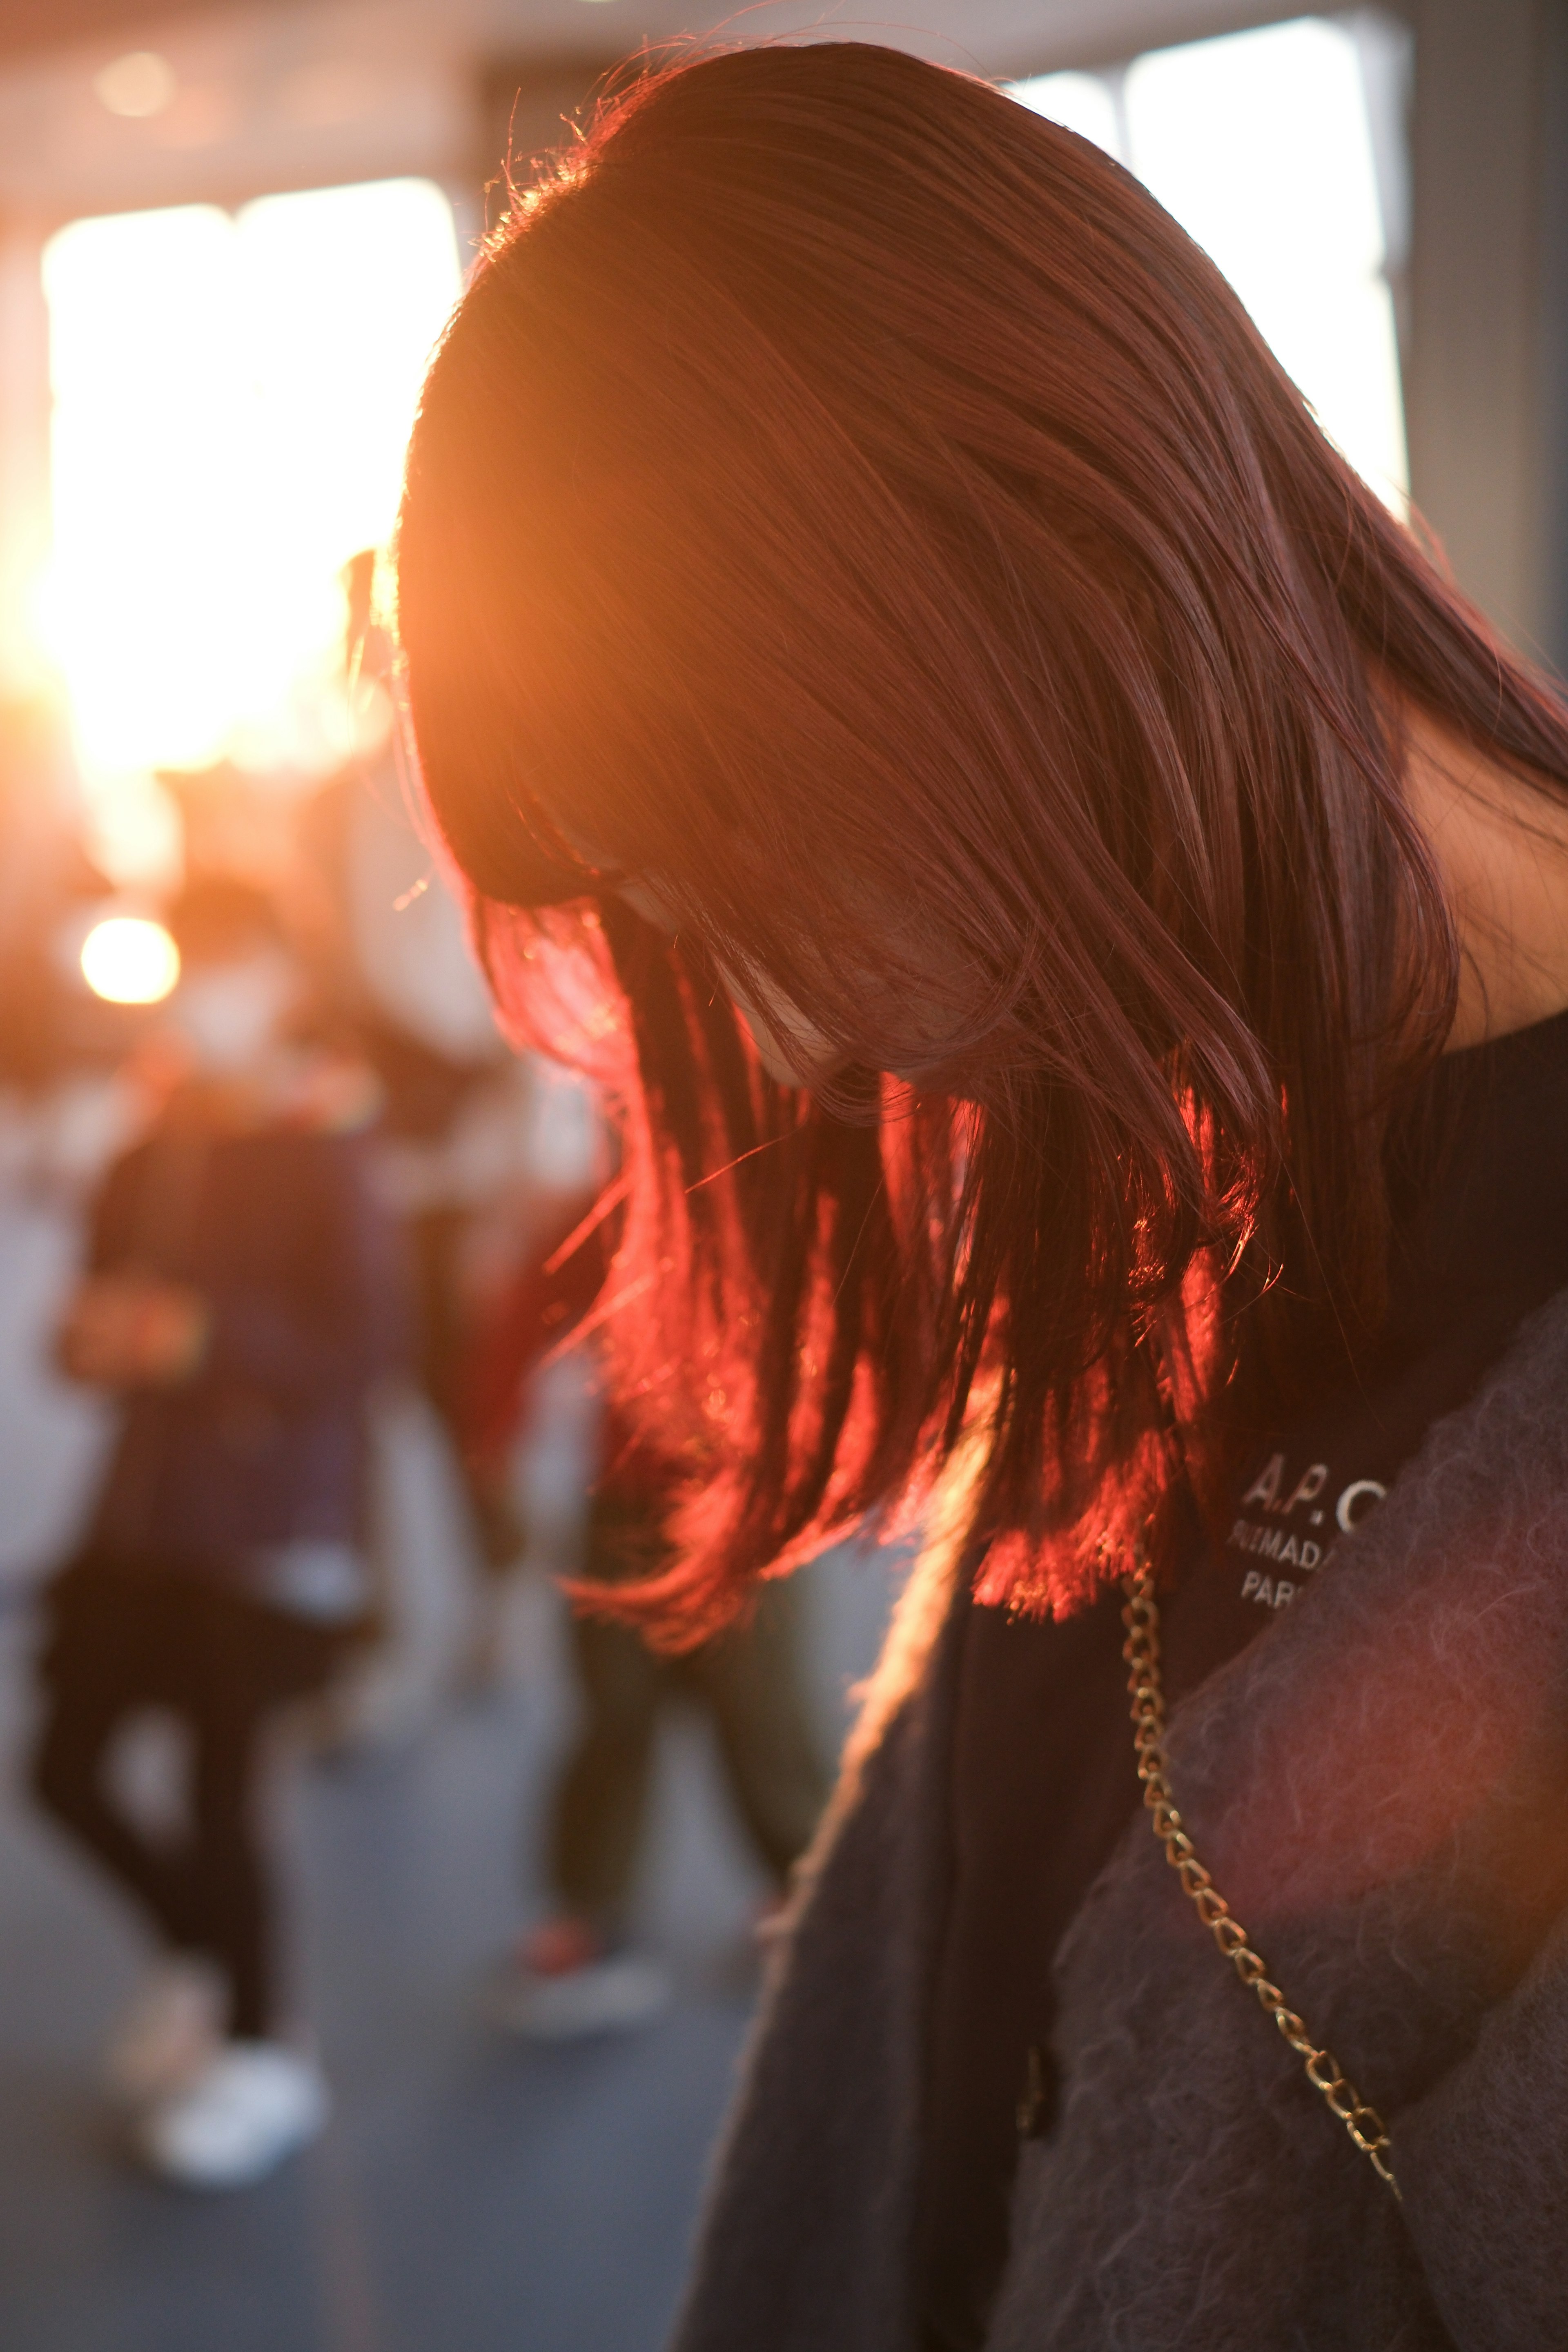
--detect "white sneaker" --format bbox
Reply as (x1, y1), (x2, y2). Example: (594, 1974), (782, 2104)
(137, 2042), (329, 2189)
(104, 1956), (225, 2105)
(486, 1950), (672, 2040)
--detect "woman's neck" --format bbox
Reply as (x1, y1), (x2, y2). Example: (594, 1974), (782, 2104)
(1401, 698), (1568, 1050)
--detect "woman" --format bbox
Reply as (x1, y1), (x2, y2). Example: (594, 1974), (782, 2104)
(396, 42), (1568, 2349)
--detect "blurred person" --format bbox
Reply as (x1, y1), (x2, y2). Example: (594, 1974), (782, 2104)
(396, 43), (1568, 2350)
(468, 1192), (831, 2036)
(29, 878), (401, 2190)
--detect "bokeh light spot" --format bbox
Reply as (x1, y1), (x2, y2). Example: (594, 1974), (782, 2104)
(94, 52), (177, 120)
(80, 916), (180, 1003)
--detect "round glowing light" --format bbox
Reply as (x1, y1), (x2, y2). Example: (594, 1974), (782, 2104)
(80, 917), (180, 1004)
(94, 51), (177, 119)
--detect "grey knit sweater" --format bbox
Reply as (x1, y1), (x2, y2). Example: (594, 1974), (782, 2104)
(670, 1289), (1568, 2352)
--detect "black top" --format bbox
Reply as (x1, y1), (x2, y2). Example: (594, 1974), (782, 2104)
(86, 1117), (404, 1577)
(917, 1007), (1568, 2352)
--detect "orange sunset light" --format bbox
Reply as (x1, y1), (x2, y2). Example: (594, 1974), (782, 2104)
(39, 176), (462, 879)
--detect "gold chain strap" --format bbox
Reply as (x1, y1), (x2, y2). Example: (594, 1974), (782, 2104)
(1120, 1568), (1400, 2199)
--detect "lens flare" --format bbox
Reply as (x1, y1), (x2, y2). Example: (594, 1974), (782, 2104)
(80, 916), (180, 1004)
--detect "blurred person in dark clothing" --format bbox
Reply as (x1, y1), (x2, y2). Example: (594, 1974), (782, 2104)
(467, 1198), (831, 2037)
(29, 878), (403, 2189)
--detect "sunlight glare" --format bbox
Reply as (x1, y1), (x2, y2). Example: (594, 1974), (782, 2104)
(41, 178), (461, 880)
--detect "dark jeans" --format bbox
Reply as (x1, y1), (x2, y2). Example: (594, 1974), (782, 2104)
(550, 1504), (833, 1928)
(31, 1555), (345, 2039)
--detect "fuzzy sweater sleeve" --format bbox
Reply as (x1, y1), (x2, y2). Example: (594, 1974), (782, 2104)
(1394, 1896), (1568, 2350)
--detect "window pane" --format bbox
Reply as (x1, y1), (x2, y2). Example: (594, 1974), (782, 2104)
(1011, 71), (1123, 162)
(1011, 17), (1408, 509)
(1123, 18), (1407, 504)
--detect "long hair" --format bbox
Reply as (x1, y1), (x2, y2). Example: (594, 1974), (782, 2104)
(395, 41), (1568, 1635)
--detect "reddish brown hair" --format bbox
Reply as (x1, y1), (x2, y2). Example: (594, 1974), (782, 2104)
(396, 40), (1568, 1631)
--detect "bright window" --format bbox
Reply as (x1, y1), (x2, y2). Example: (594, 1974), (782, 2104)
(40, 177), (461, 878)
(1013, 15), (1408, 510)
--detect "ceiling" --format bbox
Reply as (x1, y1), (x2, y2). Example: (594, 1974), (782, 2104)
(0, 0), (1310, 224)
(0, 0), (226, 57)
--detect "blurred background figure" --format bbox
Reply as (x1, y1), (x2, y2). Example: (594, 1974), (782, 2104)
(27, 877), (401, 2188)
(467, 1188), (832, 2038)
